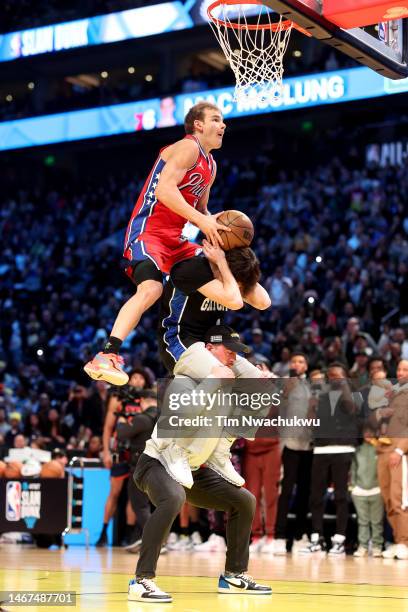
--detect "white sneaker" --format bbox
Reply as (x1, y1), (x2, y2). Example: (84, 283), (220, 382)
(299, 532), (325, 554)
(291, 534), (309, 554)
(328, 534), (346, 556)
(194, 534), (226, 552)
(272, 538), (287, 555)
(382, 544), (398, 558)
(249, 537), (265, 554)
(353, 546), (368, 558)
(172, 534), (192, 551)
(190, 531), (203, 547)
(193, 533), (215, 552)
(372, 547), (383, 558)
(206, 437), (244, 487)
(128, 578), (172, 602)
(124, 538), (142, 554)
(158, 444), (193, 488)
(260, 538), (275, 554)
(396, 544), (408, 560)
(125, 539), (166, 555)
(166, 532), (178, 550)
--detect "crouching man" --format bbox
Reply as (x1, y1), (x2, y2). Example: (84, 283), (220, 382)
(128, 329), (272, 602)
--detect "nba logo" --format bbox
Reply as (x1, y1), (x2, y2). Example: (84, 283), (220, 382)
(6, 481), (22, 521)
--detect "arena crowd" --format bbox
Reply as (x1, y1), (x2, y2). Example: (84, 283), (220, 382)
(1, 151), (408, 555)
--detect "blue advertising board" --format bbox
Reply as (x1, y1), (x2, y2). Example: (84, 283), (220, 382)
(64, 468), (112, 546)
(0, 1), (266, 63)
(0, 3), (195, 62)
(0, 67), (407, 151)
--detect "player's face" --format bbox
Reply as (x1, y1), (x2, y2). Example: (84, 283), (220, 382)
(199, 109), (226, 149)
(207, 343), (237, 366)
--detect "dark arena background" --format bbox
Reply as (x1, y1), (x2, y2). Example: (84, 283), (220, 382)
(0, 0), (408, 610)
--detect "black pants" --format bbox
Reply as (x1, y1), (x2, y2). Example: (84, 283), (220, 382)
(310, 453), (353, 536)
(127, 471), (151, 540)
(275, 447), (313, 540)
(133, 453), (256, 578)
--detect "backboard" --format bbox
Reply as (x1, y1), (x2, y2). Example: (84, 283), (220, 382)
(262, 0), (408, 78)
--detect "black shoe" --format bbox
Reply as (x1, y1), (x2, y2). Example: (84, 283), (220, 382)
(95, 532), (108, 547)
(218, 573), (272, 594)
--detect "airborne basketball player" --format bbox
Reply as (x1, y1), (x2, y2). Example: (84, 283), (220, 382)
(84, 102), (228, 386)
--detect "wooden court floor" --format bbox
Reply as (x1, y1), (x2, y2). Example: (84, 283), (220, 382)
(0, 546), (407, 611)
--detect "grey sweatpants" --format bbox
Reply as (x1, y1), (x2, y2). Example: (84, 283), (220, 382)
(133, 453), (256, 578)
(352, 493), (384, 549)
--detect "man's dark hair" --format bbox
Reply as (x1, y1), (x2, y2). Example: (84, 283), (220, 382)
(290, 351), (309, 364)
(128, 367), (153, 389)
(367, 356), (387, 373)
(327, 361), (349, 376)
(225, 247), (261, 296)
(184, 102), (221, 134)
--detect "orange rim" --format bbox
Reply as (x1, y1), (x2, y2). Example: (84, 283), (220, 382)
(207, 0), (312, 36)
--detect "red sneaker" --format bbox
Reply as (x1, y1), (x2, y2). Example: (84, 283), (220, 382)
(84, 352), (129, 385)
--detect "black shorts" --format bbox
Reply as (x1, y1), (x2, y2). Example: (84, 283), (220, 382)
(126, 259), (164, 287)
(110, 461), (130, 479)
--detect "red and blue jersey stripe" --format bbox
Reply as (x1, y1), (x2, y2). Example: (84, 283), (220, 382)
(124, 135), (216, 259)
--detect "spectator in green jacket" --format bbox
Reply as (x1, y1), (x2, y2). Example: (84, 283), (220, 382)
(351, 428), (384, 557)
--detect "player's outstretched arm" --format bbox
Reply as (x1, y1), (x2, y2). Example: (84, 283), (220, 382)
(243, 283), (271, 310)
(155, 141), (227, 246)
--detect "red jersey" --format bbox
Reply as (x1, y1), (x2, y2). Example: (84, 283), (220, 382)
(124, 135), (216, 258)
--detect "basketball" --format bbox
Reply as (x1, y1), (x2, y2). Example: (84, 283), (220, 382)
(4, 461), (23, 479)
(40, 460), (65, 478)
(0, 461), (6, 478)
(217, 210), (254, 250)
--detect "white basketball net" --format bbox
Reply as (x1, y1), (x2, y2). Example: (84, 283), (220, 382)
(208, 2), (293, 103)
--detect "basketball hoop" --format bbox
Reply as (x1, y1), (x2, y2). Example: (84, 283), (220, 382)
(207, 0), (311, 103)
